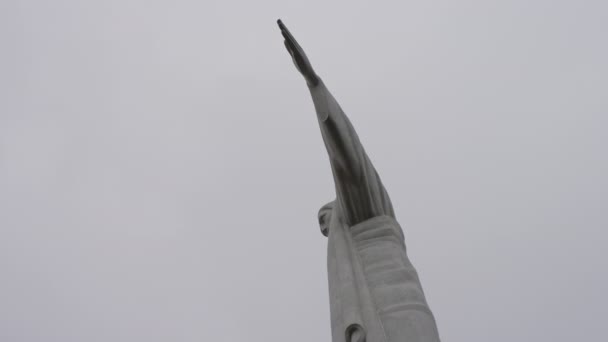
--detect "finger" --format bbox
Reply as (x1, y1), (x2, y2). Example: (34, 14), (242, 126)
(283, 34), (298, 54)
(277, 19), (286, 31)
(282, 33), (305, 66)
(283, 40), (294, 57)
(284, 40), (304, 67)
(282, 33), (301, 61)
(280, 27), (296, 49)
(280, 29), (291, 45)
(277, 19), (291, 38)
(277, 20), (304, 53)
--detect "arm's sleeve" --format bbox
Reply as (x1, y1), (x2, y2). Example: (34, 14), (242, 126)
(309, 80), (395, 226)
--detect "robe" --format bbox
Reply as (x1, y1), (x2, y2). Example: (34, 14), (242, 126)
(308, 80), (441, 342)
(327, 215), (440, 342)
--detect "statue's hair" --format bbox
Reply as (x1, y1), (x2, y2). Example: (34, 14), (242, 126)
(317, 200), (335, 237)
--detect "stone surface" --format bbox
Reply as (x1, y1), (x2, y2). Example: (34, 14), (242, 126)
(278, 20), (441, 342)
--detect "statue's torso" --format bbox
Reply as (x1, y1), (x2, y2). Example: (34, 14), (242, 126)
(327, 215), (440, 342)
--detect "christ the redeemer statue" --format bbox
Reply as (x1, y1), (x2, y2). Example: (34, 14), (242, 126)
(277, 20), (441, 342)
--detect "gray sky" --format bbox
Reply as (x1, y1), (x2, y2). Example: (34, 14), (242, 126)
(1, 1), (607, 341)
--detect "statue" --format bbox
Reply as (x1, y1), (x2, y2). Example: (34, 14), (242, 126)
(277, 20), (441, 342)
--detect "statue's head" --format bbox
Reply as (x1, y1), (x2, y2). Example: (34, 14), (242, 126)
(318, 200), (335, 237)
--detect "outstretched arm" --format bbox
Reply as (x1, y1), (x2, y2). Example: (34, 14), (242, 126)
(278, 20), (395, 225)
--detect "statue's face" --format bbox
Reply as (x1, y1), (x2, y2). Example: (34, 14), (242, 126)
(318, 201), (335, 237)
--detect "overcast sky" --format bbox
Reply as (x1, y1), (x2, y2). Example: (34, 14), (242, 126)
(1, 1), (607, 341)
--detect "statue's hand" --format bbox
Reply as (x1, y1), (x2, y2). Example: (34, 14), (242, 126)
(278, 19), (319, 87)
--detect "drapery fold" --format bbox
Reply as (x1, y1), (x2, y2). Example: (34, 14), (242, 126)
(327, 215), (440, 342)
